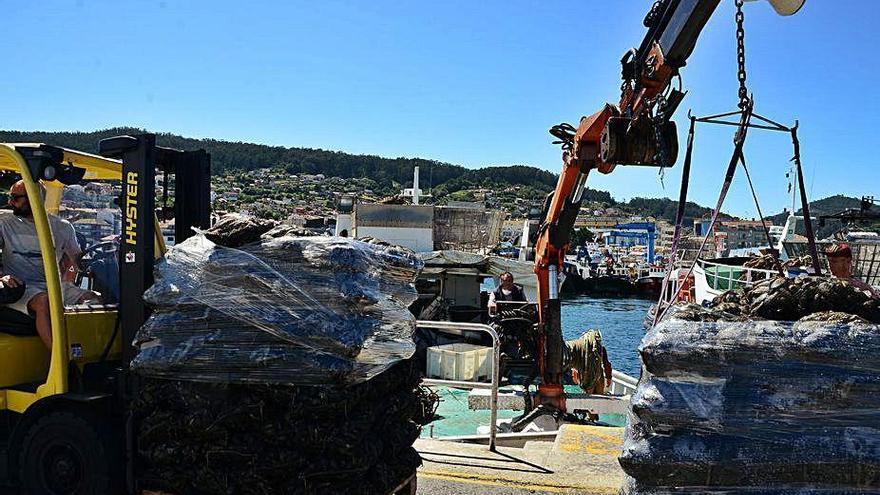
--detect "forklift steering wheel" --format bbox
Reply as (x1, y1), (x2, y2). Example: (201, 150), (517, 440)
(77, 240), (119, 273)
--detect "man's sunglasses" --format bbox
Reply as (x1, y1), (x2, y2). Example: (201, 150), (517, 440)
(8, 193), (27, 201)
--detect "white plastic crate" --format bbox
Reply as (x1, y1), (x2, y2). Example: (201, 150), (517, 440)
(425, 343), (491, 382)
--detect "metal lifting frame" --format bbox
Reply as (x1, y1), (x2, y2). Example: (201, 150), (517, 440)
(692, 108), (822, 275)
(655, 102), (821, 324)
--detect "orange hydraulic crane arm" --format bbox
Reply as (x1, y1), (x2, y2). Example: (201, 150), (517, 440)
(534, 0), (804, 410)
(533, 0), (724, 410)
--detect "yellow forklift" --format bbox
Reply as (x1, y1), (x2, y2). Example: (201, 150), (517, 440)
(0, 134), (211, 494)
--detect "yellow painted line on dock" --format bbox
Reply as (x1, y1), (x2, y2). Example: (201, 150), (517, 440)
(418, 468), (618, 494)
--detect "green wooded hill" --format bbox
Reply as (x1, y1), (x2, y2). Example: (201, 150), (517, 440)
(624, 197), (734, 224)
(0, 127), (561, 191)
(1, 128), (727, 221)
(767, 194), (864, 224)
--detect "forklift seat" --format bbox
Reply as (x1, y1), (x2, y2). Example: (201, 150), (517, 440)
(0, 307), (48, 388)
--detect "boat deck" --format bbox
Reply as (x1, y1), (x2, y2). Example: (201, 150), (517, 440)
(422, 385), (629, 439)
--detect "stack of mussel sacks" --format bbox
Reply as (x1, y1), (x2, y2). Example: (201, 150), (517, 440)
(131, 214), (433, 495)
(621, 276), (880, 494)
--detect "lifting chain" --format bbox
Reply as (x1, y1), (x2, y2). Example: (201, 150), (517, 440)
(735, 0), (750, 109)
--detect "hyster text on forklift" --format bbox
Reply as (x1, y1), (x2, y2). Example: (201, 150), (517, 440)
(0, 134), (210, 494)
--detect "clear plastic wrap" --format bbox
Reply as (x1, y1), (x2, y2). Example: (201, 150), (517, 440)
(131, 234), (423, 385)
(621, 306), (880, 493)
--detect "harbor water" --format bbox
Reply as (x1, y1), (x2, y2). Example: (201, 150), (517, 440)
(561, 295), (653, 377)
(481, 277), (652, 377)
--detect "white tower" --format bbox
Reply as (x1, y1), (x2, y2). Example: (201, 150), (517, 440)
(402, 166), (431, 204)
(413, 166), (420, 205)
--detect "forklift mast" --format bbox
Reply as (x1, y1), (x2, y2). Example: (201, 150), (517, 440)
(99, 134), (211, 367)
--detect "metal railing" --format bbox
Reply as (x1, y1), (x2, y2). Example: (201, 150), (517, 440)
(593, 265), (664, 280)
(697, 258), (778, 292)
(416, 320), (500, 451)
(608, 370), (639, 396)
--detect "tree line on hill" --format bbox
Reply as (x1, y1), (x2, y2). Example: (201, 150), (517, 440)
(11, 128), (864, 228)
(624, 197), (733, 224)
(0, 128), (557, 188)
(0, 128), (612, 208)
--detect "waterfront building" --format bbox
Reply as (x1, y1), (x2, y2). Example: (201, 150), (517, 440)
(715, 220), (771, 253)
(654, 220), (675, 258)
(604, 221), (657, 263)
(574, 215), (633, 230)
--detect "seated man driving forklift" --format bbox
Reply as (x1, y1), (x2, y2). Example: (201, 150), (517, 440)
(0, 137), (212, 494)
(0, 179), (99, 349)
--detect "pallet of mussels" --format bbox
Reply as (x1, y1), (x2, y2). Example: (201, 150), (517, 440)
(621, 276), (880, 494)
(131, 215), (433, 495)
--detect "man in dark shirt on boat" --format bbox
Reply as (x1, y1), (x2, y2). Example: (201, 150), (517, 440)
(488, 271), (526, 314)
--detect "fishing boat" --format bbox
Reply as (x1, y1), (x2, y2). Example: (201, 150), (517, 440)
(563, 252), (665, 299)
(692, 256), (779, 304)
(634, 265), (667, 298)
(782, 225), (880, 287)
(688, 215), (880, 305)
(329, 170), (653, 465)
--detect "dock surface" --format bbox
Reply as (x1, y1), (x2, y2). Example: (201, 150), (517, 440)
(416, 424), (626, 494)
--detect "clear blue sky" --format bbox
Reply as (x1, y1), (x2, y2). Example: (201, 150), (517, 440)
(2, 1), (875, 217)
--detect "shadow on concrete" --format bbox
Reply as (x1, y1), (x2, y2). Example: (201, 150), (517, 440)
(418, 449), (553, 475)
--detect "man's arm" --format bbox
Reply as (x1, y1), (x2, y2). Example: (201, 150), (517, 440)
(851, 278), (880, 299)
(0, 223), (20, 287)
(62, 221), (82, 260)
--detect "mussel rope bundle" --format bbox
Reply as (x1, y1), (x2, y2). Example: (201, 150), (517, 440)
(566, 330), (606, 393)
